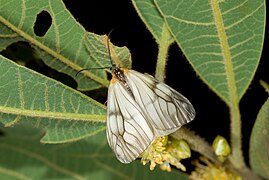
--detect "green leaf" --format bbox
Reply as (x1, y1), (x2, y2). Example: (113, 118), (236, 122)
(249, 97), (269, 179)
(0, 55), (106, 143)
(0, 125), (189, 180)
(0, 0), (131, 91)
(131, 0), (173, 44)
(131, 0), (176, 81)
(153, 0), (265, 104)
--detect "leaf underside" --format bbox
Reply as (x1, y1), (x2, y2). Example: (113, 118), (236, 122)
(133, 0), (265, 104)
(0, 55), (107, 143)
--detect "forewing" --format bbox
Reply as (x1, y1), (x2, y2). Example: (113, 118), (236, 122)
(125, 70), (195, 136)
(106, 81), (155, 163)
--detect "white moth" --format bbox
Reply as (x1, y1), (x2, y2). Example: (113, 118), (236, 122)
(106, 65), (196, 164)
(77, 34), (195, 164)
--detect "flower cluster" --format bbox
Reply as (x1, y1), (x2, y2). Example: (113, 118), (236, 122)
(140, 136), (191, 172)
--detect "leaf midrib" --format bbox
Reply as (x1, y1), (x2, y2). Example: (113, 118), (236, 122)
(0, 106), (106, 125)
(210, 0), (238, 104)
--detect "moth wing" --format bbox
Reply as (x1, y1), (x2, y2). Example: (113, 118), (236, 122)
(106, 81), (155, 163)
(125, 70), (196, 136)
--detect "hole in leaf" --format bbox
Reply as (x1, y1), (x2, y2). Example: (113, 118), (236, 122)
(34, 11), (52, 37)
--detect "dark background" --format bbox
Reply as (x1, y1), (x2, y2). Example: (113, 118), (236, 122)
(2, 0), (268, 168)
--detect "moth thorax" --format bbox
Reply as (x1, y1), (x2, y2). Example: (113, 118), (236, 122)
(112, 66), (134, 98)
(112, 67), (125, 82)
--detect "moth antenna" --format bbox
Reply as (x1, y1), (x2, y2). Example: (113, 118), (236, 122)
(75, 68), (90, 76)
(76, 30), (115, 77)
(107, 29), (114, 67)
(75, 67), (112, 76)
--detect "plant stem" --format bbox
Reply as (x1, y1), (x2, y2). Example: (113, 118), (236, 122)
(229, 103), (245, 169)
(154, 25), (173, 81)
(171, 127), (221, 165)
